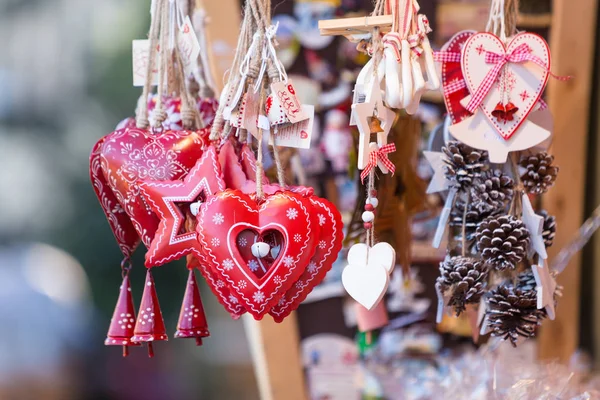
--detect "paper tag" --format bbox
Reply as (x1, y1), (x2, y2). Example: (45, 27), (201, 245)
(271, 80), (308, 123)
(273, 105), (314, 149)
(132, 40), (159, 87)
(257, 115), (270, 130)
(178, 16), (201, 74)
(243, 91), (260, 138)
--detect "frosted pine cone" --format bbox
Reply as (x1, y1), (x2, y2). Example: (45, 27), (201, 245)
(450, 200), (502, 245)
(539, 210), (556, 248)
(442, 141), (488, 190)
(437, 256), (488, 316)
(486, 284), (545, 347)
(470, 169), (514, 213)
(520, 152), (559, 195)
(476, 215), (530, 271)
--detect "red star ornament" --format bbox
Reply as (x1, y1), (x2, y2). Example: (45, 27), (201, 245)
(139, 145), (226, 268)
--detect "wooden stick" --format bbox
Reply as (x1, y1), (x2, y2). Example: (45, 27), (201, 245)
(318, 15), (393, 37)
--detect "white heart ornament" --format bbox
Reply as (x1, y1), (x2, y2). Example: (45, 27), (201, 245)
(342, 262), (389, 310)
(461, 32), (550, 140)
(347, 242), (396, 274)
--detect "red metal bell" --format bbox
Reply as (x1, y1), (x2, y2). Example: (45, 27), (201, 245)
(491, 102), (507, 123)
(175, 268), (210, 346)
(504, 102), (519, 121)
(105, 275), (140, 357)
(131, 269), (168, 357)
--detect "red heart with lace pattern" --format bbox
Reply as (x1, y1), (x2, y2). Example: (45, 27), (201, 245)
(100, 127), (205, 249)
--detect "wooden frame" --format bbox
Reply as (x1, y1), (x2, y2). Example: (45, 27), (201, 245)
(537, 0), (598, 362)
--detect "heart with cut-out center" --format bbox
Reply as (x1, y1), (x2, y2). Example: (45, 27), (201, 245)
(196, 189), (319, 319)
(461, 32), (550, 140)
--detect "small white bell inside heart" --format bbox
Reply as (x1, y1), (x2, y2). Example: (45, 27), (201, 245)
(251, 242), (270, 258)
(189, 201), (202, 216)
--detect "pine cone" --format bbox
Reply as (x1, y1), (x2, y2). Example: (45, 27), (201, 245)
(437, 256), (488, 315)
(442, 141), (488, 190)
(516, 269), (537, 292)
(470, 169), (514, 213)
(476, 215), (530, 271)
(520, 152), (559, 195)
(449, 200), (502, 244)
(539, 210), (556, 248)
(486, 284), (546, 347)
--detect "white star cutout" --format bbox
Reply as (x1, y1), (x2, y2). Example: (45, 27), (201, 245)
(423, 150), (451, 194)
(531, 262), (557, 320)
(521, 193), (548, 259)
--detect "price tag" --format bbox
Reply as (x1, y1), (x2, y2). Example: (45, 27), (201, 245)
(177, 16), (201, 74)
(273, 105), (314, 149)
(270, 79), (308, 123)
(132, 40), (159, 87)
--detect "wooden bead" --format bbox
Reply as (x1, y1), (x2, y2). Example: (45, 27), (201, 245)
(364, 204), (375, 212)
(366, 197), (379, 208)
(362, 211), (375, 222)
(363, 222), (373, 230)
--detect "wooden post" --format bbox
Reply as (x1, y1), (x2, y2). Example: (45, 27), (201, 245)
(538, 0), (598, 361)
(243, 314), (308, 400)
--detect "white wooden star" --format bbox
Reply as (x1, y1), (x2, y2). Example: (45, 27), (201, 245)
(478, 297), (492, 336)
(521, 193), (548, 259)
(423, 151), (451, 194)
(352, 77), (396, 172)
(531, 261), (557, 320)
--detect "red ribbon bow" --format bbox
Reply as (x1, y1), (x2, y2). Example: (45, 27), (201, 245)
(360, 143), (396, 183)
(465, 43), (569, 113)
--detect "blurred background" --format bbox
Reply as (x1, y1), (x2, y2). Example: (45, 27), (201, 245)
(0, 1), (260, 398)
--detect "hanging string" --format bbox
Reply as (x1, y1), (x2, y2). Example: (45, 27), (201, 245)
(136, 0), (165, 129)
(153, 0), (171, 128)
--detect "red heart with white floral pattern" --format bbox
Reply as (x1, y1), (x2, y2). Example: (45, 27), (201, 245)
(100, 127), (205, 249)
(196, 189), (319, 319)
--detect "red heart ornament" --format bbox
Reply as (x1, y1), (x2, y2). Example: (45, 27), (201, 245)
(90, 136), (140, 257)
(188, 254), (247, 319)
(196, 190), (319, 319)
(440, 30), (475, 124)
(269, 196), (343, 322)
(139, 146), (226, 267)
(461, 32), (550, 140)
(100, 127), (205, 249)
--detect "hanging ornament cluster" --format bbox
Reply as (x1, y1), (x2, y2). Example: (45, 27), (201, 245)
(91, 0), (343, 357)
(427, 0), (568, 347)
(318, 0), (436, 333)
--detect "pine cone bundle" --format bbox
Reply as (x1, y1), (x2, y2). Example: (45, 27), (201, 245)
(539, 210), (556, 248)
(470, 169), (514, 213)
(476, 215), (530, 271)
(442, 141), (488, 190)
(486, 284), (546, 347)
(437, 256), (488, 315)
(520, 152), (559, 195)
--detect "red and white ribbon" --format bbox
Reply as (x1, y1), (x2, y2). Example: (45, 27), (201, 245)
(433, 51), (461, 63)
(360, 143), (397, 183)
(465, 43), (570, 113)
